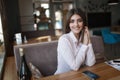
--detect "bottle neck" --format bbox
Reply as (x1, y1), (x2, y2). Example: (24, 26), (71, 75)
(21, 54), (25, 63)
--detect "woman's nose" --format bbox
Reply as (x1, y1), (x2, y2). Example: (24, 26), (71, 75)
(74, 21), (78, 26)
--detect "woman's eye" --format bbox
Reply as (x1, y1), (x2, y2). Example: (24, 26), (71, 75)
(70, 19), (83, 23)
(78, 19), (83, 22)
(70, 20), (74, 23)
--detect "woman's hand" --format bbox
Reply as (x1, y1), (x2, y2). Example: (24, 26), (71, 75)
(83, 26), (91, 45)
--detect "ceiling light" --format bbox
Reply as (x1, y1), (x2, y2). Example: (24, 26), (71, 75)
(108, 0), (119, 5)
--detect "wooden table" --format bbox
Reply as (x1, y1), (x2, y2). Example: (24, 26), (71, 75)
(40, 63), (120, 80)
(14, 35), (59, 45)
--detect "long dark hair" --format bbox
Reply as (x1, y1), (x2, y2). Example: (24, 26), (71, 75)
(65, 8), (87, 33)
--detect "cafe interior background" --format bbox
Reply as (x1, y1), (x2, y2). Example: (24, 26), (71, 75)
(0, 0), (120, 79)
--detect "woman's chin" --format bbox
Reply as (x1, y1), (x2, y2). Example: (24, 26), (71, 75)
(73, 30), (81, 34)
(72, 32), (80, 35)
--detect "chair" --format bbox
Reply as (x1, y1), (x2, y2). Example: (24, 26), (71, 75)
(101, 28), (120, 60)
(101, 28), (117, 44)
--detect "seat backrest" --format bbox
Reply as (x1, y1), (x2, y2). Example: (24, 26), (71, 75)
(101, 28), (117, 44)
(91, 36), (105, 62)
(14, 36), (105, 76)
(14, 40), (58, 76)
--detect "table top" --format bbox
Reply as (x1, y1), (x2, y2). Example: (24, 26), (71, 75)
(14, 36), (59, 45)
(40, 62), (120, 80)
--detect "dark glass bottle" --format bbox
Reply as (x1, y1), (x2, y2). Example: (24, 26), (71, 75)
(19, 48), (31, 80)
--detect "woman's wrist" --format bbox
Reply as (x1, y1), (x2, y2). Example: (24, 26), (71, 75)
(88, 38), (91, 44)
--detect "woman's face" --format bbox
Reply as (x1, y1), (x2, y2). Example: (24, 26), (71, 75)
(69, 14), (84, 35)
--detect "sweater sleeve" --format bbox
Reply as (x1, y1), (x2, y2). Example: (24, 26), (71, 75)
(85, 44), (96, 66)
(57, 37), (88, 71)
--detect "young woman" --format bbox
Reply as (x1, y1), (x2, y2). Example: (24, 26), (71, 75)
(54, 8), (96, 74)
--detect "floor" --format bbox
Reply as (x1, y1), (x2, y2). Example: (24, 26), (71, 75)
(3, 56), (18, 80)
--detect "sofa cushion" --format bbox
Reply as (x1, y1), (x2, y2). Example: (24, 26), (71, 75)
(91, 36), (105, 63)
(29, 62), (43, 79)
(14, 41), (58, 76)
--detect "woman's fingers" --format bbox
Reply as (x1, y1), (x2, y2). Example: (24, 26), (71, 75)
(83, 30), (88, 45)
(83, 26), (90, 45)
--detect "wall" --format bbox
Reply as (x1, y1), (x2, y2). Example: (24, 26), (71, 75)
(18, 0), (34, 31)
(111, 4), (120, 26)
(75, 0), (120, 27)
(4, 0), (21, 56)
